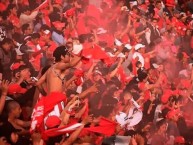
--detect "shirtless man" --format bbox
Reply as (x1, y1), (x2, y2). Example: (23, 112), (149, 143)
(36, 45), (81, 96)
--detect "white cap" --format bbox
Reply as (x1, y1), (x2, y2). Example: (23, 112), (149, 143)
(125, 44), (132, 50)
(97, 28), (107, 34)
(115, 39), (123, 46)
(152, 63), (159, 69)
(134, 44), (145, 50)
(72, 44), (83, 54)
(117, 52), (125, 58)
(107, 52), (115, 57)
(43, 30), (50, 35)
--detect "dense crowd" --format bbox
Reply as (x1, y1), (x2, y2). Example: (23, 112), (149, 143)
(0, 0), (193, 144)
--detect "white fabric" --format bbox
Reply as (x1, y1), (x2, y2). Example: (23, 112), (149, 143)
(132, 52), (145, 67)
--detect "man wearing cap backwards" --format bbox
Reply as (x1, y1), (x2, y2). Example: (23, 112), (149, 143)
(36, 45), (81, 96)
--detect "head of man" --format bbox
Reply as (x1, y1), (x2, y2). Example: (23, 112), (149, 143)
(22, 23), (32, 35)
(53, 46), (71, 63)
(7, 101), (22, 118)
(0, 38), (13, 53)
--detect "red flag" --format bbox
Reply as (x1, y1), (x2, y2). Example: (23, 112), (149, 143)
(63, 8), (76, 18)
(42, 123), (83, 140)
(86, 5), (101, 26)
(30, 92), (67, 133)
(82, 44), (109, 60)
(84, 117), (116, 136)
(34, 0), (49, 11)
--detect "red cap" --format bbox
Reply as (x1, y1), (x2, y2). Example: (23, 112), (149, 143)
(10, 63), (22, 71)
(52, 21), (65, 28)
(165, 0), (176, 7)
(8, 84), (27, 95)
(45, 115), (61, 129)
(63, 8), (76, 18)
(175, 136), (185, 143)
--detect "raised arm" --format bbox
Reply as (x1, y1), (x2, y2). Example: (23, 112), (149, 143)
(36, 72), (47, 96)
(0, 80), (9, 114)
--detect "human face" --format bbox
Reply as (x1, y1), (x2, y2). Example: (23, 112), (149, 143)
(152, 20), (158, 27)
(2, 43), (12, 52)
(11, 7), (17, 15)
(25, 27), (32, 35)
(123, 92), (132, 101)
(20, 68), (31, 80)
(93, 73), (101, 82)
(159, 123), (168, 133)
(42, 33), (50, 41)
(14, 106), (22, 118)
(156, 2), (162, 10)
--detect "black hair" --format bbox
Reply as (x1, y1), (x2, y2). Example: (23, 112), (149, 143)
(21, 6), (30, 13)
(30, 33), (40, 39)
(6, 100), (20, 114)
(18, 65), (29, 71)
(0, 38), (13, 47)
(7, 4), (17, 12)
(156, 119), (166, 130)
(53, 46), (68, 62)
(22, 23), (30, 33)
(40, 24), (50, 31)
(41, 65), (51, 76)
(12, 32), (23, 43)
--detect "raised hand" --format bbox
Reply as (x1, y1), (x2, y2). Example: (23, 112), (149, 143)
(1, 80), (10, 95)
(88, 83), (98, 93)
(81, 115), (93, 125)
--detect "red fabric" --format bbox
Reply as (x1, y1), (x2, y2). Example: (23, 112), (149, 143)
(42, 123), (82, 140)
(161, 89), (172, 104)
(23, 0), (29, 6)
(144, 54), (151, 69)
(54, 0), (62, 4)
(0, 3), (8, 12)
(45, 115), (61, 129)
(138, 82), (145, 90)
(84, 117), (117, 136)
(74, 69), (84, 86)
(41, 10), (51, 27)
(180, 79), (191, 88)
(8, 84), (27, 95)
(175, 136), (185, 143)
(165, 0), (175, 7)
(131, 59), (137, 76)
(76, 13), (88, 35)
(98, 33), (114, 47)
(86, 5), (101, 26)
(26, 41), (42, 71)
(64, 8), (76, 18)
(30, 92), (67, 133)
(118, 66), (127, 84)
(144, 90), (151, 101)
(10, 62), (22, 71)
(34, 0), (49, 11)
(52, 21), (65, 28)
(82, 44), (109, 60)
(8, 14), (20, 28)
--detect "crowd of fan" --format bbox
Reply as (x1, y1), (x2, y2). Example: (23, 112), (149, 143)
(0, 0), (193, 144)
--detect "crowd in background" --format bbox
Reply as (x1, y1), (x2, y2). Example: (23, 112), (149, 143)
(0, 0), (193, 144)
